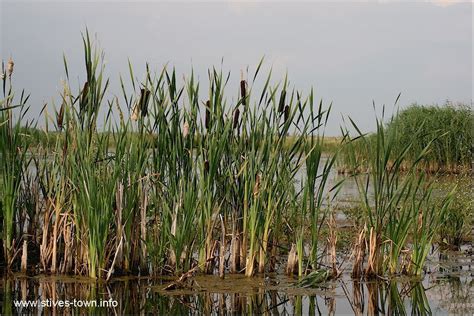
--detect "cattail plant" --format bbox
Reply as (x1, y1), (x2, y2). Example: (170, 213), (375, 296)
(0, 58), (31, 271)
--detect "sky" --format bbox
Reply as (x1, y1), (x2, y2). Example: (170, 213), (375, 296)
(0, 0), (472, 135)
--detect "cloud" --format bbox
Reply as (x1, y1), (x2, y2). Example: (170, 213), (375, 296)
(429, 0), (467, 7)
(227, 1), (261, 15)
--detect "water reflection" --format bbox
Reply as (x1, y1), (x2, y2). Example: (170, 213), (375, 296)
(1, 272), (471, 315)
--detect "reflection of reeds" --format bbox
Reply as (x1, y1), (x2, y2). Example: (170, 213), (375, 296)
(1, 275), (443, 315)
(353, 281), (364, 316)
(0, 58), (31, 271)
(410, 282), (431, 315)
(366, 281), (379, 315)
(388, 281), (406, 315)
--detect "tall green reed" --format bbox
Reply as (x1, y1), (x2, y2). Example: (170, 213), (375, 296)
(0, 58), (32, 270)
(345, 106), (453, 278)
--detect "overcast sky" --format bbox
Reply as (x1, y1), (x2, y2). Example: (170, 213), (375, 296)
(1, 1), (472, 135)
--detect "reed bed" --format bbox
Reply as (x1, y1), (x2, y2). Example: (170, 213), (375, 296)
(0, 32), (457, 284)
(344, 112), (454, 278)
(0, 33), (340, 280)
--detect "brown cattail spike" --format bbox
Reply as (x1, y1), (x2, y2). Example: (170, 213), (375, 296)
(278, 90), (286, 113)
(233, 108), (240, 129)
(205, 100), (211, 129)
(139, 88), (151, 117)
(284, 105), (290, 123)
(57, 103), (65, 130)
(240, 80), (247, 106)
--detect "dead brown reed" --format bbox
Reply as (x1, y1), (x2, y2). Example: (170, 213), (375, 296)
(7, 58), (14, 77)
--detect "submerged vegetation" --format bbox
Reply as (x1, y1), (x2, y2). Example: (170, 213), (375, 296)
(0, 32), (468, 288)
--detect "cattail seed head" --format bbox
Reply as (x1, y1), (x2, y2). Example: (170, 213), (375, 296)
(139, 88), (151, 117)
(57, 103), (65, 130)
(182, 121), (189, 138)
(7, 58), (14, 77)
(240, 80), (247, 106)
(205, 100), (211, 129)
(233, 108), (240, 129)
(284, 105), (290, 123)
(278, 90), (286, 113)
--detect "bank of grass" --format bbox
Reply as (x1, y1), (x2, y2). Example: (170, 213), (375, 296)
(389, 103), (472, 173)
(338, 103), (473, 174)
(26, 128), (342, 154)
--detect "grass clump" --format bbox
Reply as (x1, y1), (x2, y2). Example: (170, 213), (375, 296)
(388, 103), (472, 173)
(435, 176), (473, 248)
(344, 109), (454, 278)
(0, 61), (32, 271)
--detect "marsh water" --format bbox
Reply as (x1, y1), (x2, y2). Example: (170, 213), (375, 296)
(1, 164), (472, 315)
(1, 248), (472, 315)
